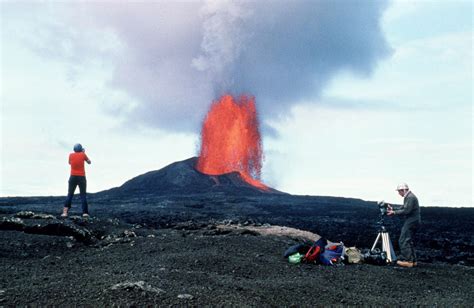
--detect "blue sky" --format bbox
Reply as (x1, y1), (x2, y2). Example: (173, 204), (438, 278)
(1, 0), (472, 207)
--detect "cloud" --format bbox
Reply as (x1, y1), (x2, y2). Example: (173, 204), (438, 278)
(9, 0), (391, 133)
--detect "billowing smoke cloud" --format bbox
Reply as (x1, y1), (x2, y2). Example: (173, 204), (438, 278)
(19, 0), (391, 132)
(191, 0), (391, 121)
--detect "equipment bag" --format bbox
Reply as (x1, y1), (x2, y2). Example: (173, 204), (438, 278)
(302, 238), (327, 263)
(345, 246), (362, 264)
(288, 253), (303, 264)
(361, 248), (388, 266)
(303, 246), (321, 263)
(320, 243), (345, 265)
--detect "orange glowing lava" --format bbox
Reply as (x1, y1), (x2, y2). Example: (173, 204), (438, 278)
(196, 94), (268, 190)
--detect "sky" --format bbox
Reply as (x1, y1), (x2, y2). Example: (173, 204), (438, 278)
(1, 0), (472, 207)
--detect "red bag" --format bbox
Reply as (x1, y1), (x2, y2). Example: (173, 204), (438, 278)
(302, 237), (327, 263)
(303, 245), (321, 263)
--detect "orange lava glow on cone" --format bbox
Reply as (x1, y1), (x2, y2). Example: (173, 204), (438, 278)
(196, 94), (268, 190)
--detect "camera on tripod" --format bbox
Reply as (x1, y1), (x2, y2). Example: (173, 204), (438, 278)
(377, 200), (389, 216)
(370, 200), (397, 264)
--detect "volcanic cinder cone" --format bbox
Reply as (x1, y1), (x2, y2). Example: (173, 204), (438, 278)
(98, 157), (282, 197)
(196, 95), (268, 190)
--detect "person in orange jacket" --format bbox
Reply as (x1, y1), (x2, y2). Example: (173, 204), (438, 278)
(62, 143), (91, 218)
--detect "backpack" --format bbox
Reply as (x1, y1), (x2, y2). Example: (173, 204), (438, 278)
(302, 238), (327, 263)
(345, 246), (362, 264)
(320, 243), (345, 265)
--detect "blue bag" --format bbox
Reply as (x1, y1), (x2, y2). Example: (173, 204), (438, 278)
(320, 243), (345, 265)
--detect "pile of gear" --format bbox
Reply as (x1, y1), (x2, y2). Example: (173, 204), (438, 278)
(283, 238), (391, 266)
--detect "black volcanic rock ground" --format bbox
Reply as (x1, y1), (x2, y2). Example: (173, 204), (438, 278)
(1, 158), (473, 305)
(1, 194), (473, 306)
(0, 209), (473, 306)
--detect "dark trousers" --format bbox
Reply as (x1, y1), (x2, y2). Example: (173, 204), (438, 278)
(64, 175), (89, 214)
(399, 220), (419, 262)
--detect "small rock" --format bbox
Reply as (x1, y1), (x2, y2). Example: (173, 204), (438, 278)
(177, 294), (194, 300)
(35, 213), (56, 219)
(147, 234), (155, 238)
(110, 281), (164, 294)
(66, 242), (74, 248)
(1, 217), (24, 226)
(15, 211), (35, 218)
(123, 230), (137, 238)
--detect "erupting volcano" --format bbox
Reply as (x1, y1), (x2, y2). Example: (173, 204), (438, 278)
(196, 95), (268, 190)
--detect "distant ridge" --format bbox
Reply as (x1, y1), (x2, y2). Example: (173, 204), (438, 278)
(97, 157), (283, 197)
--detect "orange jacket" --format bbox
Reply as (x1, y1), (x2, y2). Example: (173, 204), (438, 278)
(69, 152), (89, 176)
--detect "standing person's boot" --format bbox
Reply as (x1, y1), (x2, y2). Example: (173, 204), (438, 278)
(396, 260), (417, 267)
(61, 207), (69, 218)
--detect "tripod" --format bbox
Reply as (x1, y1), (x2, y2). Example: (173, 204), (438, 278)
(371, 217), (397, 263)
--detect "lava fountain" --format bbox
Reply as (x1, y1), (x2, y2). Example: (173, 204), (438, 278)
(196, 94), (268, 190)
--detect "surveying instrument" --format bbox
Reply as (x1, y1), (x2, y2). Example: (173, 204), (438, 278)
(370, 201), (397, 263)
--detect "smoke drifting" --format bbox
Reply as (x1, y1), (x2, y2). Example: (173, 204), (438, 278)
(192, 0), (391, 121)
(22, 0), (391, 132)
